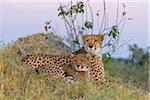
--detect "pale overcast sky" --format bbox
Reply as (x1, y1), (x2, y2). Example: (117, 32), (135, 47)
(0, 0), (149, 58)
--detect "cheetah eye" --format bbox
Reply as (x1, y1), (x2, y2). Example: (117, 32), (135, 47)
(95, 39), (98, 42)
(86, 40), (89, 42)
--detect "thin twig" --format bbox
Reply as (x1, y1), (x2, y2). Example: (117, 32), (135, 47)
(85, 4), (88, 34)
(116, 0), (119, 25)
(81, 11), (84, 28)
(117, 16), (124, 26)
(120, 15), (126, 33)
(99, 0), (106, 33)
(113, 16), (127, 49)
(102, 38), (113, 48)
(106, 11), (109, 33)
(87, 0), (94, 34)
(58, 2), (75, 32)
(96, 10), (100, 32)
(64, 20), (72, 38)
(109, 39), (133, 54)
(70, 1), (78, 39)
(63, 15), (74, 31)
(116, 2), (126, 26)
(73, 13), (78, 21)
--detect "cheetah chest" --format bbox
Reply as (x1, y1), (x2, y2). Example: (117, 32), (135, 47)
(89, 56), (105, 82)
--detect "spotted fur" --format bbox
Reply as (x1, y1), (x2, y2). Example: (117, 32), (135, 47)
(21, 34), (109, 84)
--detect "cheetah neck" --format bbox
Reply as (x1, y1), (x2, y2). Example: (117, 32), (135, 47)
(74, 47), (102, 58)
(84, 47), (102, 57)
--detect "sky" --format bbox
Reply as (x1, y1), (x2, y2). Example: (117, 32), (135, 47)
(0, 0), (149, 58)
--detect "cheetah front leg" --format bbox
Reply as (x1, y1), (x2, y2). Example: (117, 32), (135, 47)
(62, 64), (88, 82)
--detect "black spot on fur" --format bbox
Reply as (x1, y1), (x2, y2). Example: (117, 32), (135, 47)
(46, 61), (49, 63)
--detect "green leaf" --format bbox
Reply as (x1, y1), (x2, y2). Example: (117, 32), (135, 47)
(85, 21), (93, 29)
(58, 6), (67, 16)
(108, 43), (112, 47)
(109, 25), (119, 39)
(72, 38), (80, 45)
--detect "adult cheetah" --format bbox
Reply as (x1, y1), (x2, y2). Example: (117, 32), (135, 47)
(64, 34), (108, 83)
(22, 53), (91, 83)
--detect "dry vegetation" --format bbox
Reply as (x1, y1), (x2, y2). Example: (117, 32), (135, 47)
(0, 33), (149, 100)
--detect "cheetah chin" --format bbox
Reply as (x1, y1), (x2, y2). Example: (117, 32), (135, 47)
(85, 48), (101, 56)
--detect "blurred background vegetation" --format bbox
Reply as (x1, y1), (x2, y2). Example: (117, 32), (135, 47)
(104, 44), (149, 92)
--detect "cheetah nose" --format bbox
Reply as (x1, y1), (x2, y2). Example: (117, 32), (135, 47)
(89, 45), (93, 48)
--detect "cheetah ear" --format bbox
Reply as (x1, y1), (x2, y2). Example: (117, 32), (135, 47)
(82, 35), (87, 39)
(98, 34), (104, 41)
(98, 34), (104, 38)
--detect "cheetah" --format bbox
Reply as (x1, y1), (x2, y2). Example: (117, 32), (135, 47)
(21, 53), (90, 79)
(63, 34), (109, 84)
(21, 34), (108, 84)
(62, 53), (91, 80)
(63, 52), (106, 83)
(42, 53), (92, 83)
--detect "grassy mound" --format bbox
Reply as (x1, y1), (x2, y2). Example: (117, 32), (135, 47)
(0, 33), (149, 99)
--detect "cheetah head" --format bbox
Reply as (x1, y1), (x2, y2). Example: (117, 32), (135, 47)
(71, 53), (91, 71)
(82, 34), (104, 56)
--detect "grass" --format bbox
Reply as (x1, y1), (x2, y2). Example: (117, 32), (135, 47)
(105, 59), (149, 91)
(0, 33), (149, 100)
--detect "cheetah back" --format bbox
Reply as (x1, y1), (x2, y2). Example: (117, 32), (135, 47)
(21, 54), (71, 68)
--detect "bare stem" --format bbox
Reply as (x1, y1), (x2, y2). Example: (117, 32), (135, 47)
(109, 39), (133, 54)
(64, 20), (73, 38)
(85, 4), (88, 34)
(99, 0), (106, 33)
(120, 16), (126, 33)
(116, 0), (119, 25)
(87, 0), (94, 34)
(102, 37), (113, 48)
